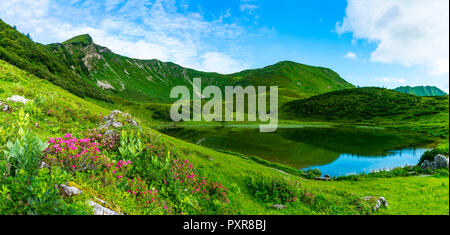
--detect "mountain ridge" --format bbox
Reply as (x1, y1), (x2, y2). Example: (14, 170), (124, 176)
(394, 86), (448, 97)
(62, 34), (94, 45)
(46, 33), (355, 103)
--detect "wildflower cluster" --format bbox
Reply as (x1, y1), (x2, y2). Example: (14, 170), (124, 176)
(124, 177), (160, 207)
(170, 159), (229, 203)
(44, 133), (107, 173)
(146, 142), (168, 159)
(299, 192), (315, 204)
(102, 160), (132, 184)
(85, 129), (120, 151)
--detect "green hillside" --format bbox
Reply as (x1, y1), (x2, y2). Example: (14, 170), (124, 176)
(394, 86), (448, 97)
(228, 61), (354, 98)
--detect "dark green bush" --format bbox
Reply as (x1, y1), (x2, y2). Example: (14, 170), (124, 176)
(246, 174), (300, 204)
(306, 168), (322, 178)
(419, 149), (447, 165)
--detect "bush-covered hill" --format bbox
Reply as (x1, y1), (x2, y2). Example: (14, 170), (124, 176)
(282, 87), (449, 122)
(394, 86), (448, 97)
(0, 19), (109, 102)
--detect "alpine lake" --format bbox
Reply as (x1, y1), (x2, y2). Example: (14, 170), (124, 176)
(160, 125), (438, 177)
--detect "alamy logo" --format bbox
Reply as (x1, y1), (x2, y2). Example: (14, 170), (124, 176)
(170, 78), (279, 132)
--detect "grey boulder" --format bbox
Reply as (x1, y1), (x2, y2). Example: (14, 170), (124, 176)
(0, 101), (11, 112)
(59, 184), (83, 197)
(421, 154), (449, 170)
(363, 196), (388, 211)
(99, 110), (138, 130)
(271, 204), (287, 210)
(89, 201), (120, 215)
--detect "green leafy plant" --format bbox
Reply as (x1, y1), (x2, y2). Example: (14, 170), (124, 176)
(24, 100), (44, 121)
(118, 130), (144, 161)
(3, 110), (48, 179)
(0, 156), (10, 183)
(1, 109), (28, 149)
(151, 151), (172, 176)
(0, 126), (13, 150)
(4, 127), (48, 178)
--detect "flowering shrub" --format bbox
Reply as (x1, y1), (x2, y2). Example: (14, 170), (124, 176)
(124, 177), (161, 208)
(44, 133), (107, 173)
(85, 129), (120, 152)
(170, 159), (229, 203)
(101, 159), (133, 185)
(299, 192), (314, 204)
(146, 141), (168, 159)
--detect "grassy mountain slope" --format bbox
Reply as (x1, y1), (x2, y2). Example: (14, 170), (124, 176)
(1, 59), (448, 215)
(0, 19), (109, 102)
(230, 61), (353, 96)
(394, 86), (448, 97)
(46, 34), (354, 103)
(0, 59), (109, 138)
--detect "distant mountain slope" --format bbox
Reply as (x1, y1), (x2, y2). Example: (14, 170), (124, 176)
(0, 19), (109, 102)
(47, 33), (354, 103)
(281, 87), (449, 122)
(394, 86), (448, 96)
(230, 61), (354, 99)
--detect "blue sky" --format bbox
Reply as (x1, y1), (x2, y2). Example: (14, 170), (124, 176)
(0, 0), (448, 91)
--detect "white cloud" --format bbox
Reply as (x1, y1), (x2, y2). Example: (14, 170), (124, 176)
(337, 0), (449, 76)
(344, 51), (356, 59)
(200, 52), (247, 74)
(105, 0), (125, 12)
(240, 4), (258, 14)
(1, 0), (49, 18)
(239, 0), (259, 16)
(0, 0), (257, 74)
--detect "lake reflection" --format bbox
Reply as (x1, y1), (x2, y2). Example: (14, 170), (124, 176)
(160, 126), (437, 177)
(303, 148), (428, 177)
